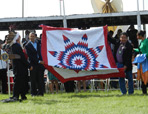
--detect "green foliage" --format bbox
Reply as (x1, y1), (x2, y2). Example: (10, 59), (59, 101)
(0, 90), (148, 114)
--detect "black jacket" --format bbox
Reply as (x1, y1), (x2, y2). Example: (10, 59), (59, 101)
(11, 43), (31, 77)
(108, 37), (133, 71)
(25, 40), (43, 66)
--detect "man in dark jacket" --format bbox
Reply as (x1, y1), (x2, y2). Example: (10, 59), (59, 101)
(25, 32), (45, 96)
(108, 32), (134, 95)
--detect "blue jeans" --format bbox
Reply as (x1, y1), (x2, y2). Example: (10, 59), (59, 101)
(117, 63), (134, 94)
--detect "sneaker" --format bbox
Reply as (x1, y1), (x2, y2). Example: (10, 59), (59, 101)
(1, 97), (19, 103)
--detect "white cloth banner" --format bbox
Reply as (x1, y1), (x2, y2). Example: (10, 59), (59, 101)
(41, 25), (125, 83)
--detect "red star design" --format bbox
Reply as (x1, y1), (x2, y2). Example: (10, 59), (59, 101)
(49, 34), (107, 72)
(74, 59), (83, 66)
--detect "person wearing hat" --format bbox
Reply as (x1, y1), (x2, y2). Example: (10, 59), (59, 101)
(6, 32), (33, 101)
(133, 30), (148, 94)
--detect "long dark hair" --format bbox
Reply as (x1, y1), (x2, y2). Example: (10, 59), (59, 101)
(137, 30), (146, 37)
(137, 30), (146, 54)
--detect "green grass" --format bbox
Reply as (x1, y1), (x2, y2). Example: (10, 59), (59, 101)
(0, 90), (148, 114)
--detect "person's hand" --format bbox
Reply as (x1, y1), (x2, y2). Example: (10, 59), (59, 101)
(40, 61), (44, 65)
(29, 66), (33, 71)
(123, 66), (127, 71)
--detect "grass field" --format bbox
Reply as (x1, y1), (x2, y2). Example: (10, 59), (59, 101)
(0, 90), (148, 114)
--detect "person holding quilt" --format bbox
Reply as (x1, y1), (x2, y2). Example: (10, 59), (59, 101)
(108, 32), (134, 95)
(133, 30), (148, 94)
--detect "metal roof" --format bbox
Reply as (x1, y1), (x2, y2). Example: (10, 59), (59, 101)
(0, 10), (148, 31)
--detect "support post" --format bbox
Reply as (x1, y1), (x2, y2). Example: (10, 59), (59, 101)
(137, 0), (141, 31)
(22, 0), (24, 38)
(7, 60), (11, 97)
(62, 0), (67, 28)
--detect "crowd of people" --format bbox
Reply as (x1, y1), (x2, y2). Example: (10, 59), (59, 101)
(108, 25), (148, 95)
(0, 25), (148, 102)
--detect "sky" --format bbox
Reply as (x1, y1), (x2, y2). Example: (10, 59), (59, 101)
(0, 0), (147, 40)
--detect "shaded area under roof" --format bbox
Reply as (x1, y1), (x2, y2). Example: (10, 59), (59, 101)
(0, 11), (148, 31)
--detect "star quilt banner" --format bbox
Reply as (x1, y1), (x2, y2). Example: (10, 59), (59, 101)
(40, 25), (125, 83)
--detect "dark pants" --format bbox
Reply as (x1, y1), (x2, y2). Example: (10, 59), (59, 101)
(141, 81), (147, 94)
(64, 81), (75, 92)
(30, 64), (45, 96)
(13, 75), (27, 98)
(0, 69), (7, 94)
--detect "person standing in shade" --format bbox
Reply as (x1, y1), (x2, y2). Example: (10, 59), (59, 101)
(126, 25), (138, 48)
(114, 29), (122, 42)
(108, 32), (134, 95)
(133, 31), (148, 94)
(0, 43), (7, 94)
(25, 32), (45, 96)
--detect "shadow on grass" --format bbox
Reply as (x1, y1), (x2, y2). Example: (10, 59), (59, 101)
(0, 92), (145, 104)
(30, 98), (68, 105)
(67, 93), (145, 98)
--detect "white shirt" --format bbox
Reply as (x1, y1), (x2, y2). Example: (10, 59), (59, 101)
(0, 49), (7, 69)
